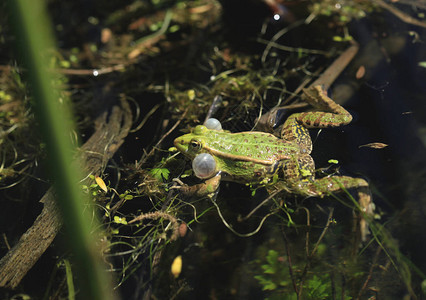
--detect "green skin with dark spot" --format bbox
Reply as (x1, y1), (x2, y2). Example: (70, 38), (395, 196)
(174, 86), (371, 220)
(175, 125), (299, 183)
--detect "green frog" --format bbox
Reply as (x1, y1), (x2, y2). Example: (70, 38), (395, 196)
(174, 85), (373, 240)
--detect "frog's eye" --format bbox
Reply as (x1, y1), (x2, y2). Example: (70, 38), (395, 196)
(189, 139), (202, 151)
(192, 153), (217, 179)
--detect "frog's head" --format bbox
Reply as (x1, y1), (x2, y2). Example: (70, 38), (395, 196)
(174, 125), (210, 159)
(174, 125), (220, 179)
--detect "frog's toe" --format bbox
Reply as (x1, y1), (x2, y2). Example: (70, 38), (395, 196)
(171, 178), (185, 186)
(170, 178), (189, 193)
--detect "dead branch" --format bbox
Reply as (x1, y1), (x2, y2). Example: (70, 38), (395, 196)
(374, 0), (426, 28)
(0, 97), (132, 289)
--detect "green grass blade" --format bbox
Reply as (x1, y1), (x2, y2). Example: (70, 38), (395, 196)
(7, 0), (118, 299)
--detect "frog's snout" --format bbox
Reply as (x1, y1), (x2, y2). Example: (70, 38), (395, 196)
(174, 137), (187, 153)
(174, 137), (182, 149)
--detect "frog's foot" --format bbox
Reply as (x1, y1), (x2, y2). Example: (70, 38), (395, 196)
(300, 85), (353, 127)
(292, 176), (374, 241)
(171, 175), (221, 198)
(280, 86), (354, 153)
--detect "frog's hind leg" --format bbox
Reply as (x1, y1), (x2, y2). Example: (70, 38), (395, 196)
(281, 115), (313, 154)
(282, 86), (353, 145)
(280, 86), (353, 154)
(300, 85), (353, 127)
(293, 175), (373, 241)
(288, 171), (374, 241)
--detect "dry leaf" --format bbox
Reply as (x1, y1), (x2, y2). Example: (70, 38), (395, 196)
(95, 176), (108, 192)
(359, 142), (388, 149)
(356, 65), (365, 79)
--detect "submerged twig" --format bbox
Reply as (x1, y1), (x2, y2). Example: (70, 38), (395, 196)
(128, 211), (180, 242)
(128, 10), (173, 59)
(282, 228), (299, 295)
(296, 207), (311, 258)
(356, 246), (382, 300)
(238, 189), (280, 222)
(374, 0), (426, 28)
(260, 19), (308, 63)
(212, 199), (276, 237)
(309, 43), (359, 90)
(55, 64), (126, 76)
(137, 108), (188, 168)
(297, 208), (334, 298)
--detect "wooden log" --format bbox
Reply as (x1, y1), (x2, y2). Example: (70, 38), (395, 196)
(0, 98), (132, 288)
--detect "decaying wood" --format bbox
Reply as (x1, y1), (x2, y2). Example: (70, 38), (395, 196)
(0, 97), (132, 289)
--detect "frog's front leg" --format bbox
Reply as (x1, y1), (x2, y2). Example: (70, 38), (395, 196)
(173, 174), (221, 198)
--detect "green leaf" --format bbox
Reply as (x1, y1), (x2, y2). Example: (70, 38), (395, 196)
(254, 275), (277, 291)
(306, 275), (330, 299)
(263, 281), (277, 291)
(266, 250), (279, 265)
(150, 167), (170, 181)
(263, 266), (276, 274)
(113, 215), (127, 225)
(279, 280), (289, 287)
(254, 275), (274, 290)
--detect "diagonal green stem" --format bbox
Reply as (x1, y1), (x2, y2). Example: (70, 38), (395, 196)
(8, 0), (117, 299)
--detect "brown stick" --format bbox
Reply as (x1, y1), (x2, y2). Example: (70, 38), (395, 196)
(297, 208), (334, 298)
(374, 0), (426, 29)
(309, 43), (359, 90)
(0, 97), (132, 289)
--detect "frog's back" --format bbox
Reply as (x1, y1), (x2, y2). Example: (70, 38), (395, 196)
(202, 130), (297, 162)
